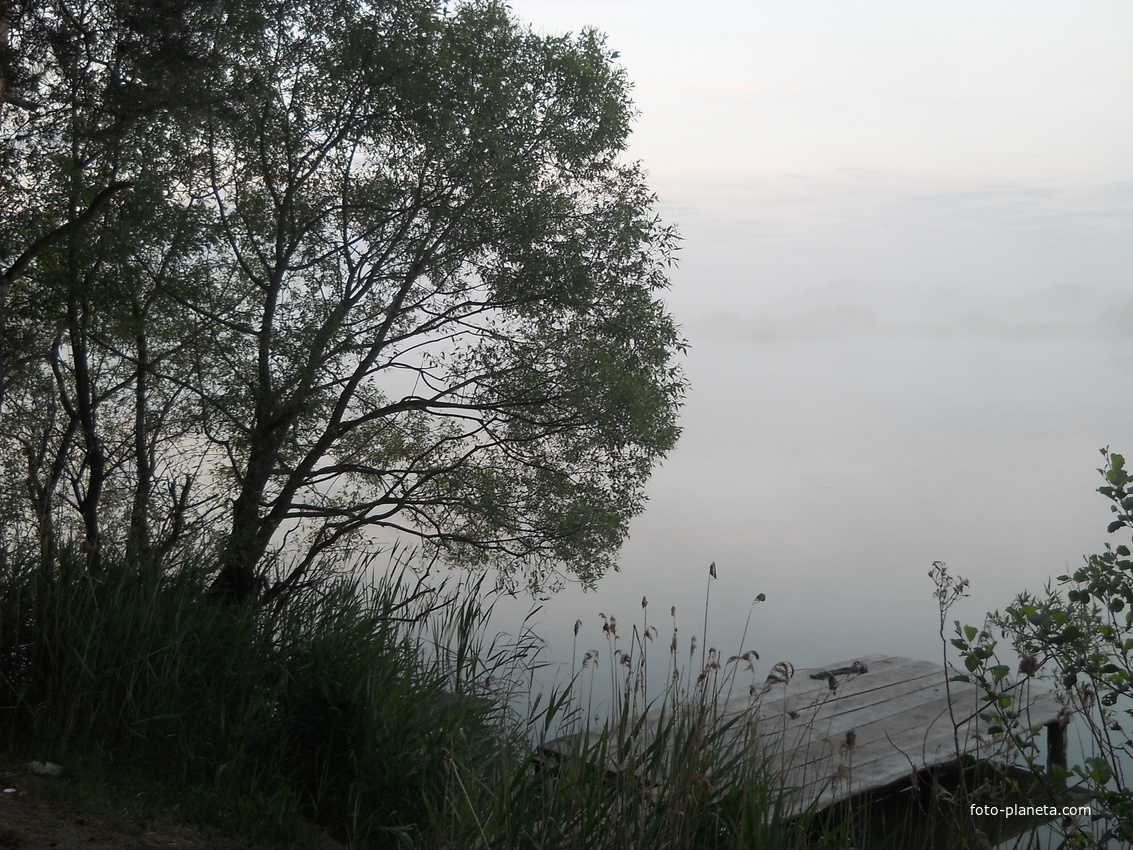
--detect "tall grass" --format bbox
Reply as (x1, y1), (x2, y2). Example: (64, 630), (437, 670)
(0, 547), (272, 770)
(420, 575), (838, 850)
(0, 547), (504, 846)
(0, 548), (975, 848)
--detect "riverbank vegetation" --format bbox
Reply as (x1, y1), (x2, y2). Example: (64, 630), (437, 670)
(946, 449), (1133, 845)
(0, 546), (819, 849)
(1, 0), (684, 603)
(0, 544), (1097, 849)
(2, 0), (1127, 846)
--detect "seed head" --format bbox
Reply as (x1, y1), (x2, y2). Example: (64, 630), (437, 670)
(1018, 654), (1039, 677)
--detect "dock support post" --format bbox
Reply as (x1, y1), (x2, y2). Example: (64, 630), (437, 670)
(1046, 711), (1068, 782)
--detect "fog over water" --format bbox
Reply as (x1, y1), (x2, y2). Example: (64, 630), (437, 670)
(488, 286), (1133, 693)
(475, 1), (1133, 700)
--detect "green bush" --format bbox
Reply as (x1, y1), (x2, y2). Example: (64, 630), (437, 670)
(948, 448), (1133, 845)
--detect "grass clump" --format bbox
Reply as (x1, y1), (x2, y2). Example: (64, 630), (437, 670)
(0, 549), (947, 849)
(420, 570), (830, 850)
(0, 548), (507, 847)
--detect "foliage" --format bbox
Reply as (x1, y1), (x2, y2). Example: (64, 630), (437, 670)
(0, 0), (685, 599)
(927, 563), (1081, 848)
(0, 546), (511, 847)
(944, 449), (1133, 845)
(0, 0), (270, 586)
(0, 0), (232, 391)
(1, 547), (854, 850)
(3, 542), (1039, 848)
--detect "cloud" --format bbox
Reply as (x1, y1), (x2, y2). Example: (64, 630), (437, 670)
(692, 285), (1133, 344)
(837, 166), (882, 180)
(695, 305), (876, 343)
(675, 77), (768, 102)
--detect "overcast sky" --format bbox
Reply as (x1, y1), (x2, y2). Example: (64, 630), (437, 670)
(489, 1), (1133, 686)
(508, 0), (1133, 317)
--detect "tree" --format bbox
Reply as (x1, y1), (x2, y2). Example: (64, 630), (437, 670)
(0, 0), (248, 571)
(2, 0), (685, 602)
(0, 0), (228, 398)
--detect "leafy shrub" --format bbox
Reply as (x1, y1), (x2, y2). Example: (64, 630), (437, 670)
(951, 449), (1133, 844)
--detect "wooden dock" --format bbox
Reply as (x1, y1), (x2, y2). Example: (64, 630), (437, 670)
(541, 654), (1067, 814)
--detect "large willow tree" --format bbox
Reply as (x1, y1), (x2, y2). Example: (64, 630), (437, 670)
(1, 0), (685, 601)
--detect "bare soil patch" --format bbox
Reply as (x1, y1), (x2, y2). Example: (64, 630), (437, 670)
(0, 762), (337, 850)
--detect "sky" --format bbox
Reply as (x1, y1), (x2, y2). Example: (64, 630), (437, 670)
(484, 1), (1133, 695)
(509, 0), (1133, 315)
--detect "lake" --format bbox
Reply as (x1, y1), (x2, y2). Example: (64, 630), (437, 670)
(489, 299), (1133, 708)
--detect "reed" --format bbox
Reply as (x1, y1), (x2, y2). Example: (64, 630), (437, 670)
(0, 549), (990, 848)
(0, 547), (500, 846)
(422, 563), (837, 850)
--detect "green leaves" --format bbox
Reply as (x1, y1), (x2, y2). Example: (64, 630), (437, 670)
(1085, 756), (1114, 785)
(4, 0), (685, 598)
(989, 664), (1011, 684)
(975, 448), (1133, 841)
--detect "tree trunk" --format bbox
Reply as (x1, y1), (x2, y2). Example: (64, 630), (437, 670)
(208, 427), (285, 603)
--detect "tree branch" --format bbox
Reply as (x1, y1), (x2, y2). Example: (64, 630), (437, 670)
(1, 181), (135, 288)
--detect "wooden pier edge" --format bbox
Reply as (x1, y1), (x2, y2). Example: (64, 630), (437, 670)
(537, 655), (1071, 814)
(1046, 710), (1070, 777)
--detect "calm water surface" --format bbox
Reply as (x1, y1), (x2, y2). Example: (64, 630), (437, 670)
(491, 322), (1133, 704)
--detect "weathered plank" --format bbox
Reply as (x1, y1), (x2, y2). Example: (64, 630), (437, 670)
(747, 656), (1064, 811)
(540, 654), (1066, 814)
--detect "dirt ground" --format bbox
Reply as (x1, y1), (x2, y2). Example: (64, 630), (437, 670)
(0, 763), (340, 850)
(0, 789), (243, 848)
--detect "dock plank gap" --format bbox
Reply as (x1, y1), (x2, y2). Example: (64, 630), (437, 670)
(540, 654), (1068, 814)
